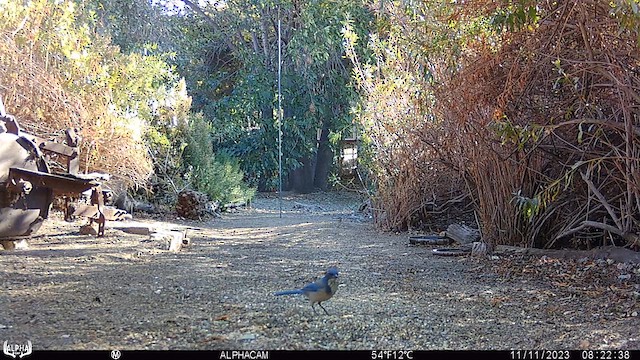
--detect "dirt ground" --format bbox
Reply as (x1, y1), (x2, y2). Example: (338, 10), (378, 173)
(0, 191), (639, 350)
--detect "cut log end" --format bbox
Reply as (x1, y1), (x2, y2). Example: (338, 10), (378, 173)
(446, 223), (481, 245)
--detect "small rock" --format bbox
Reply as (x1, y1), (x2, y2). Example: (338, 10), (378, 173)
(0, 240), (29, 250)
(13, 240), (29, 250)
(617, 263), (632, 271)
(79, 224), (98, 236)
(238, 333), (256, 341)
(618, 274), (631, 281)
(579, 339), (591, 349)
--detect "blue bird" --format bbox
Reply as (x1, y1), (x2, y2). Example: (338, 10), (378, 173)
(274, 267), (339, 315)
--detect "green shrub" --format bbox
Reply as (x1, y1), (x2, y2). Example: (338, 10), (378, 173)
(184, 114), (255, 206)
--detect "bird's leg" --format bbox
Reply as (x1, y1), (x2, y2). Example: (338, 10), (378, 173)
(318, 302), (330, 315)
(311, 303), (318, 315)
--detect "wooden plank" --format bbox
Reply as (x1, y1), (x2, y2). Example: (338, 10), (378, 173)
(39, 140), (76, 157)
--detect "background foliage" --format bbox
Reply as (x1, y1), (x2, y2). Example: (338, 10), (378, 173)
(172, 0), (373, 192)
(0, 0), (253, 206)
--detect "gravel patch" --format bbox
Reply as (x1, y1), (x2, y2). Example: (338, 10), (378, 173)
(0, 191), (638, 350)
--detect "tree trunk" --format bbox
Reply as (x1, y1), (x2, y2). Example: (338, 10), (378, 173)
(289, 156), (315, 193)
(314, 121), (332, 191)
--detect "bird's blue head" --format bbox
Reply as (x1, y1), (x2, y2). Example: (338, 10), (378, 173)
(326, 267), (339, 278)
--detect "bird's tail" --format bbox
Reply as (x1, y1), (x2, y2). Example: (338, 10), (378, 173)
(274, 289), (303, 296)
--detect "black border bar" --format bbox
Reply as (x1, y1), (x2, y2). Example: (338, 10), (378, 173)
(12, 350), (640, 360)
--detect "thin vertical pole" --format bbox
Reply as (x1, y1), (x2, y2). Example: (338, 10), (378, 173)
(277, 5), (283, 218)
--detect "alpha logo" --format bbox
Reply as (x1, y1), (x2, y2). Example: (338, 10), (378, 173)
(2, 341), (32, 358)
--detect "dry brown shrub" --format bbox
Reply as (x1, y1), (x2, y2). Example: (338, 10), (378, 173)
(0, 34), (153, 189)
(436, 0), (640, 248)
(351, 3), (473, 232)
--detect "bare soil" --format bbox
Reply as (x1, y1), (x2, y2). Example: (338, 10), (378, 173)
(0, 191), (639, 350)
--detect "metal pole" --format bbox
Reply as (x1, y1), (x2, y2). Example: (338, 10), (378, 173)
(277, 5), (283, 218)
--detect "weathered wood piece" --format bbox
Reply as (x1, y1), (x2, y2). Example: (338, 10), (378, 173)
(110, 221), (190, 252)
(446, 223), (481, 244)
(150, 229), (188, 252)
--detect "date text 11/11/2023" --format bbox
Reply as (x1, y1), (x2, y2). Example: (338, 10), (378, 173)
(511, 351), (632, 360)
